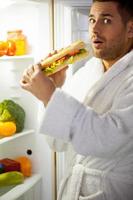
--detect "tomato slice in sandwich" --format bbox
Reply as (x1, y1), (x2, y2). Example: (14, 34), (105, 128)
(68, 49), (80, 56)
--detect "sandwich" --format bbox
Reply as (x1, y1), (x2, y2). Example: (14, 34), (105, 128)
(40, 40), (89, 76)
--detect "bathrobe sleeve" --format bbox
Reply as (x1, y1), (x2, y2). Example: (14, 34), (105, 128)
(40, 58), (103, 153)
(39, 73), (133, 157)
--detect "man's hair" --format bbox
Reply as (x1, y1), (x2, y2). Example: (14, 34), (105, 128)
(93, 0), (133, 24)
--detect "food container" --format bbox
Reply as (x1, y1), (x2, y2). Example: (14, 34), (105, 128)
(7, 30), (28, 56)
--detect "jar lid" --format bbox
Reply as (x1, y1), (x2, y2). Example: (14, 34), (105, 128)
(7, 30), (23, 34)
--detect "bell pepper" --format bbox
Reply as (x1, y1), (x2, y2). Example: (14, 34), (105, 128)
(0, 121), (16, 137)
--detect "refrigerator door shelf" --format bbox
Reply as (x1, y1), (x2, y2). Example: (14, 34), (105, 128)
(0, 173), (42, 200)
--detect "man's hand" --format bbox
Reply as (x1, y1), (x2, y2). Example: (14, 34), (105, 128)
(20, 64), (56, 106)
(20, 49), (68, 105)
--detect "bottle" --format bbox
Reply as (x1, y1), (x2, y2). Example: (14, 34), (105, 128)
(7, 30), (28, 56)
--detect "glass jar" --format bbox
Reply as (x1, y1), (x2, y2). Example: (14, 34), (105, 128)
(7, 30), (28, 56)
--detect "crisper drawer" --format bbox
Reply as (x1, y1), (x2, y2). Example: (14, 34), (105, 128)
(0, 130), (42, 200)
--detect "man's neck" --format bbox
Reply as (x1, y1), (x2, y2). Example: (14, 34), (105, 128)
(102, 47), (132, 72)
(102, 60), (116, 72)
(102, 54), (126, 72)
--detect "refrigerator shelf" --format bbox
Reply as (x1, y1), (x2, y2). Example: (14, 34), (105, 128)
(0, 173), (42, 200)
(0, 55), (34, 62)
(0, 129), (34, 145)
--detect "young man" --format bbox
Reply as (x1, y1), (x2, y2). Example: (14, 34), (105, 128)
(21, 0), (133, 199)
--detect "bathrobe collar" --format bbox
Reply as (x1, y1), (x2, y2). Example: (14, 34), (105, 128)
(84, 50), (133, 104)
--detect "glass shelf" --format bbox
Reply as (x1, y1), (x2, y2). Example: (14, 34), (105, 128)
(0, 129), (34, 145)
(0, 55), (34, 61)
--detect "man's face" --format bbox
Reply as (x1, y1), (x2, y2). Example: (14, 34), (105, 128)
(89, 1), (132, 61)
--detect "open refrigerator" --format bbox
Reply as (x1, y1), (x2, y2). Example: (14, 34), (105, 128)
(0, 0), (92, 200)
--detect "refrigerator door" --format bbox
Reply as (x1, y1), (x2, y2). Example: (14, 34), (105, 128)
(54, 0), (92, 191)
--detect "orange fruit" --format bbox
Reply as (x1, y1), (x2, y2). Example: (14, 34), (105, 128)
(15, 156), (32, 177)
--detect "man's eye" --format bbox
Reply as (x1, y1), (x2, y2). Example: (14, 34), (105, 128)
(89, 18), (95, 24)
(103, 18), (111, 24)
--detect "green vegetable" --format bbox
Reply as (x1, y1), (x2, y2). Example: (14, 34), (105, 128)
(0, 171), (24, 187)
(0, 100), (25, 132)
(78, 48), (87, 54)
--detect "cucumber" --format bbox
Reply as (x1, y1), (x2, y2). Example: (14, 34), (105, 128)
(0, 171), (24, 187)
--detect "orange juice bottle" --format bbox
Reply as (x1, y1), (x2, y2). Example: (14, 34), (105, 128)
(7, 30), (28, 56)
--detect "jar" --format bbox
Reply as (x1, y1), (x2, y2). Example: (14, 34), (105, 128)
(7, 30), (28, 56)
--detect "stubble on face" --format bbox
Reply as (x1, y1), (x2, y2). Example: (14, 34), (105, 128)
(92, 32), (127, 61)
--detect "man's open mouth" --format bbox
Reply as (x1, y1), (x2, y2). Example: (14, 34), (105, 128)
(93, 39), (103, 44)
(92, 39), (104, 48)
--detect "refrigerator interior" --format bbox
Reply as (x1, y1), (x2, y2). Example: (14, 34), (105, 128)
(0, 56), (54, 200)
(0, 1), (55, 200)
(0, 0), (52, 62)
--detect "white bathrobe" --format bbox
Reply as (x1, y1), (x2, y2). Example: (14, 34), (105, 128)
(40, 50), (133, 200)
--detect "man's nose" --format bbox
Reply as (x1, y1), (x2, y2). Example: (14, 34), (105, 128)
(91, 21), (101, 34)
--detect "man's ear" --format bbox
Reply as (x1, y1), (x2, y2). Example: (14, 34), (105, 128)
(127, 20), (133, 38)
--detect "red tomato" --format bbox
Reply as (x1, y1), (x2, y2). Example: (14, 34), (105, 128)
(0, 41), (8, 56)
(6, 40), (16, 56)
(68, 49), (80, 56)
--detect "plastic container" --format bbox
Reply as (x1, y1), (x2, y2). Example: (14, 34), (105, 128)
(7, 30), (28, 56)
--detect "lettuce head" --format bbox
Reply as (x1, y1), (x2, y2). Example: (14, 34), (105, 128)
(0, 100), (25, 132)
